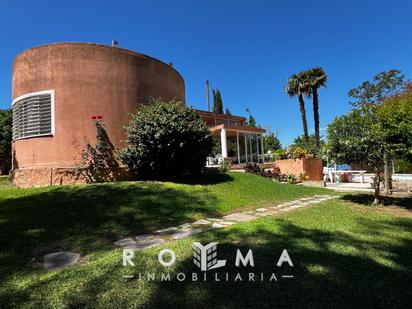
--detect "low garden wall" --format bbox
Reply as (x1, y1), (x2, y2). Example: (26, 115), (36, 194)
(11, 166), (134, 188)
(275, 158), (323, 181)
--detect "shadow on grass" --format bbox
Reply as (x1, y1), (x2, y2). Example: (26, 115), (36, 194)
(5, 214), (410, 308)
(172, 171), (234, 185)
(141, 218), (412, 308)
(0, 182), (220, 277)
(341, 193), (412, 210)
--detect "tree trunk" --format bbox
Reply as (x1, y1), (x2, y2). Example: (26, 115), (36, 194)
(312, 87), (320, 149)
(383, 152), (390, 195)
(298, 94), (309, 142)
(372, 170), (380, 205)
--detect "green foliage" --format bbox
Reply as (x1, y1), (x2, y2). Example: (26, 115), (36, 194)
(245, 108), (256, 127)
(290, 134), (323, 156)
(376, 85), (412, 161)
(285, 72), (310, 139)
(0, 109), (12, 174)
(327, 109), (385, 170)
(327, 108), (387, 203)
(302, 67), (327, 148)
(348, 69), (407, 108)
(394, 159), (412, 173)
(245, 162), (298, 183)
(263, 132), (281, 153)
(225, 108), (231, 115)
(218, 159), (232, 173)
(272, 148), (287, 160)
(80, 120), (120, 182)
(285, 146), (308, 159)
(120, 99), (213, 179)
(212, 89), (224, 114)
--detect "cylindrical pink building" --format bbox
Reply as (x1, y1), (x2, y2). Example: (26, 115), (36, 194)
(11, 43), (185, 187)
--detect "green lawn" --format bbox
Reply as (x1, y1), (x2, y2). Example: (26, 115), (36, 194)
(0, 173), (328, 276)
(1, 173), (411, 308)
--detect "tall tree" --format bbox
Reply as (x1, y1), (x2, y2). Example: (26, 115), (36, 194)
(285, 74), (310, 142)
(245, 108), (256, 127)
(303, 67), (327, 149)
(212, 89), (224, 114)
(348, 70), (406, 109)
(0, 109), (12, 175)
(348, 69), (408, 193)
(263, 132), (281, 153)
(291, 133), (324, 156)
(225, 108), (232, 115)
(377, 84), (412, 162)
(327, 109), (386, 204)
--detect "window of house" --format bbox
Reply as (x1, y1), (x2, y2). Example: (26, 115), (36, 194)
(12, 90), (54, 140)
(216, 118), (229, 125)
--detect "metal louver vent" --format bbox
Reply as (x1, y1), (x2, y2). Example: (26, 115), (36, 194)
(12, 90), (54, 140)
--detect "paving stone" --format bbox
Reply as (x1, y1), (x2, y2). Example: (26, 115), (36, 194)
(172, 228), (201, 239)
(192, 219), (210, 225)
(255, 212), (272, 217)
(44, 251), (80, 271)
(223, 213), (257, 222)
(155, 227), (178, 234)
(178, 223), (191, 229)
(212, 223), (226, 229)
(282, 201), (296, 206)
(135, 234), (154, 241)
(256, 208), (267, 212)
(114, 238), (136, 247)
(290, 204), (306, 208)
(220, 221), (235, 226)
(243, 211), (255, 215)
(207, 218), (224, 222)
(279, 207), (294, 212)
(125, 238), (165, 250)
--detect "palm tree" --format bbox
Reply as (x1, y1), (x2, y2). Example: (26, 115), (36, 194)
(304, 67), (327, 148)
(285, 74), (309, 142)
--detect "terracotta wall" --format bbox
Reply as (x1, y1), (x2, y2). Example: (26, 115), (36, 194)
(12, 43), (185, 169)
(11, 43), (185, 187)
(275, 158), (323, 181)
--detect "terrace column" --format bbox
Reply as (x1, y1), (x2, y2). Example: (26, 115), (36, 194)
(260, 134), (265, 163)
(221, 128), (228, 158)
(249, 134), (253, 162)
(236, 131), (241, 163)
(244, 132), (248, 162)
(256, 133), (259, 163)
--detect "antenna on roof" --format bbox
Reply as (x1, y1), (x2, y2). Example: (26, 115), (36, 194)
(111, 40), (118, 47)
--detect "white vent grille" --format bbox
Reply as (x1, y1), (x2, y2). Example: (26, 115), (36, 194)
(12, 90), (54, 140)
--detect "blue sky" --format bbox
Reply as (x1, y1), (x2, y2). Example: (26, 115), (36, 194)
(1, 0), (412, 146)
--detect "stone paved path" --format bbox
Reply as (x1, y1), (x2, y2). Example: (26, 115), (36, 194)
(113, 194), (337, 251)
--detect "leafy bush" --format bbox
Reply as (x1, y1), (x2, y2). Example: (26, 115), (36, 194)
(0, 109), (12, 175)
(286, 146), (308, 159)
(218, 159), (232, 173)
(245, 163), (298, 183)
(120, 99), (213, 179)
(79, 120), (121, 182)
(273, 149), (287, 160)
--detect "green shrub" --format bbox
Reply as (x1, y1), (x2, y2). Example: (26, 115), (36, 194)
(120, 99), (213, 179)
(244, 163), (298, 183)
(218, 159), (232, 173)
(79, 120), (121, 183)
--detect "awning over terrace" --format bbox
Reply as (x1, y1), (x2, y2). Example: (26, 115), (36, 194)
(209, 124), (266, 164)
